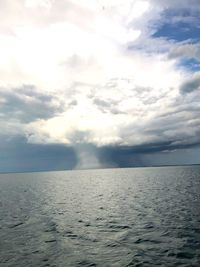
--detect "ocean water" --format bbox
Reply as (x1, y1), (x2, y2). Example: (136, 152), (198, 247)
(0, 166), (200, 267)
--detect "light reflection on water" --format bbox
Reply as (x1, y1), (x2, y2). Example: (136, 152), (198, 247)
(0, 166), (200, 266)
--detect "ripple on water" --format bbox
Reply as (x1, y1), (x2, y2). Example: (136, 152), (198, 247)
(76, 260), (97, 267)
(107, 224), (131, 230)
(44, 222), (57, 233)
(44, 239), (57, 243)
(8, 222), (24, 228)
(63, 230), (79, 239)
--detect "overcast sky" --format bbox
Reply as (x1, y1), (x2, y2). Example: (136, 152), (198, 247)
(0, 0), (200, 172)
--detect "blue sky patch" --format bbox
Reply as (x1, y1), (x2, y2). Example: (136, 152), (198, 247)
(178, 58), (200, 72)
(153, 8), (200, 42)
(153, 22), (200, 42)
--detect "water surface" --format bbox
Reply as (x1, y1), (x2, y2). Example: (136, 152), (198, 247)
(0, 166), (200, 266)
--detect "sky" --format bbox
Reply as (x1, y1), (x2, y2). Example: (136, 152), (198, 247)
(0, 0), (200, 172)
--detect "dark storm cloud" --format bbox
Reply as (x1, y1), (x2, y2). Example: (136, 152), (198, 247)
(0, 135), (77, 173)
(1, 136), (200, 173)
(180, 73), (200, 93)
(0, 85), (64, 123)
(99, 142), (173, 168)
(98, 140), (200, 168)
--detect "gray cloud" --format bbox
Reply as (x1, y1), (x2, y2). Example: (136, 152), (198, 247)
(0, 135), (77, 173)
(180, 73), (200, 93)
(1, 132), (200, 173)
(0, 85), (64, 123)
(98, 140), (200, 168)
(169, 44), (200, 61)
(93, 98), (125, 115)
(152, 0), (200, 12)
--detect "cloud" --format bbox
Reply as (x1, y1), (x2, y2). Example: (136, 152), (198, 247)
(151, 0), (200, 12)
(169, 44), (200, 61)
(0, 0), (200, 171)
(180, 72), (200, 93)
(98, 139), (200, 167)
(0, 135), (77, 172)
(0, 85), (64, 123)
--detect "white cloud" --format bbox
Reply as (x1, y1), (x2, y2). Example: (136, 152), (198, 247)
(25, 0), (54, 9)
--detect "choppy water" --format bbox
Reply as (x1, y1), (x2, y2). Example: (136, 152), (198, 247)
(0, 166), (200, 267)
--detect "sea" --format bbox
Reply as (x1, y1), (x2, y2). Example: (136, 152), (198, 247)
(0, 166), (200, 267)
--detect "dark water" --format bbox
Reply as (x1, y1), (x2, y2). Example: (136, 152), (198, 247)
(0, 166), (200, 267)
